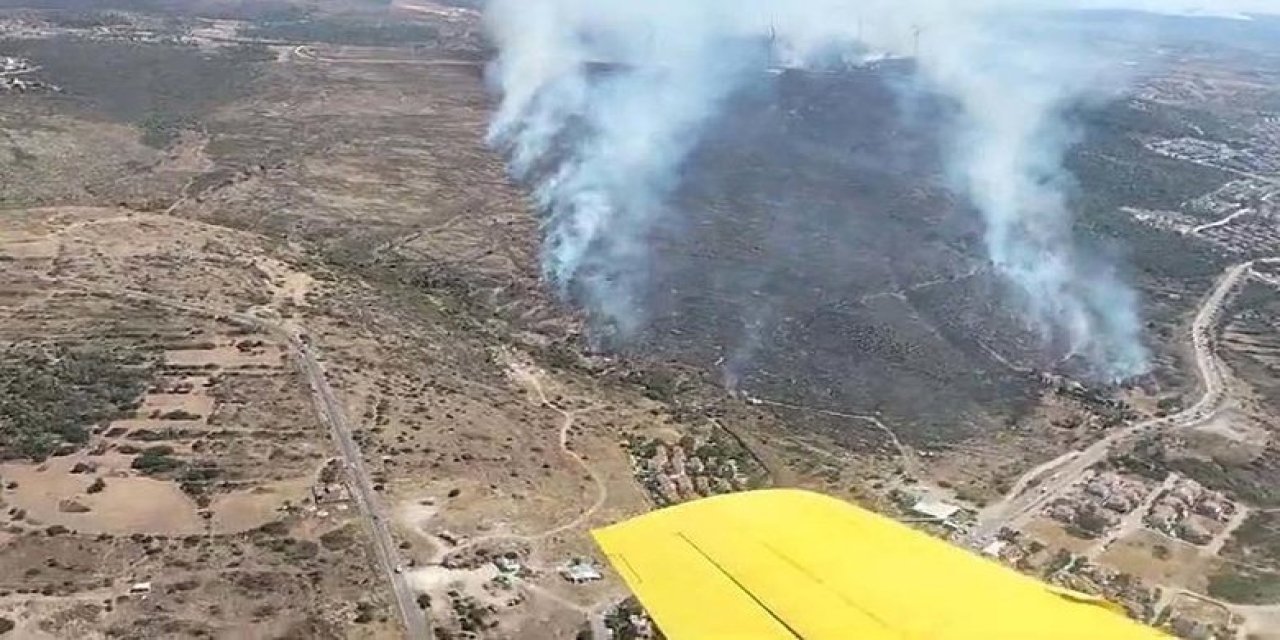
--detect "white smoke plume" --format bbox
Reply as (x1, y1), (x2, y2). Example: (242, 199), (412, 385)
(484, 0), (1273, 377)
(485, 0), (775, 337)
(919, 13), (1152, 379)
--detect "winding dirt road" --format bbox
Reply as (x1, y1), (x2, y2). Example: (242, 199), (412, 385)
(425, 365), (614, 638)
(439, 366), (608, 558)
(1189, 207), (1253, 235)
(748, 397), (920, 476)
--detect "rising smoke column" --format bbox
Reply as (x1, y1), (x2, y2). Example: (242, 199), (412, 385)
(916, 14), (1151, 379)
(482, 0), (1243, 378)
(485, 0), (771, 337)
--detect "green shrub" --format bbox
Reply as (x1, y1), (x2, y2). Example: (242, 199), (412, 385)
(0, 344), (154, 460)
(131, 446), (181, 475)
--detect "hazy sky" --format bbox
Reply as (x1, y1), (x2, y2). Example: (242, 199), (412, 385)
(1084, 0), (1280, 16)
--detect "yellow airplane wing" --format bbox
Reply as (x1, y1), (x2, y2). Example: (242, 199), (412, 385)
(592, 489), (1170, 639)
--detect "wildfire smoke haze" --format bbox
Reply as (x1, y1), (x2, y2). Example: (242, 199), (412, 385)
(484, 0), (1275, 379)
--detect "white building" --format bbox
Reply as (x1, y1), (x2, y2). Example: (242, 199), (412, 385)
(560, 562), (603, 584)
(911, 498), (962, 522)
(494, 555), (521, 574)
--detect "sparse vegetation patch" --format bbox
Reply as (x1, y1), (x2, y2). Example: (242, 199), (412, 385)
(0, 343), (154, 460)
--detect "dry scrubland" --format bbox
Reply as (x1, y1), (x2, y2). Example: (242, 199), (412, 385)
(0, 2), (1279, 639)
(0, 4), (833, 637)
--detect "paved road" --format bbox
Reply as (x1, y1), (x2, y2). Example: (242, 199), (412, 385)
(292, 334), (429, 639)
(61, 283), (429, 639)
(970, 259), (1269, 543)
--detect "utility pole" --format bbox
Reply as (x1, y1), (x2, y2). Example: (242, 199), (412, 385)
(767, 19), (778, 68)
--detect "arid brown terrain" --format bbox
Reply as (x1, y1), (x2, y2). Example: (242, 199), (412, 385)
(0, 3), (815, 637)
(0, 2), (1279, 639)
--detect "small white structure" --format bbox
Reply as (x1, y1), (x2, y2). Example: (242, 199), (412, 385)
(494, 555), (521, 574)
(560, 562), (603, 584)
(911, 498), (962, 522)
(130, 582), (153, 595)
(981, 540), (1007, 558)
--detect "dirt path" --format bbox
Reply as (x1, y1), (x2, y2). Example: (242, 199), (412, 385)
(747, 397), (920, 477)
(439, 364), (608, 559)
(292, 45), (482, 67)
(858, 264), (985, 305)
(1250, 264), (1280, 289)
(1189, 207), (1253, 235)
(1158, 152), (1280, 188)
(419, 361), (620, 640)
(1152, 590), (1280, 639)
(511, 578), (620, 640)
(1231, 602), (1280, 639)
(1204, 503), (1253, 558)
(976, 338), (1034, 373)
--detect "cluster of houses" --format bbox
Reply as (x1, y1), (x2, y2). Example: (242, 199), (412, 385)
(1145, 478), (1234, 546)
(1043, 472), (1236, 546)
(1149, 136), (1280, 176)
(627, 433), (752, 506)
(1, 56), (58, 93)
(1046, 472), (1150, 537)
(87, 25), (186, 45)
(1081, 473), (1149, 513)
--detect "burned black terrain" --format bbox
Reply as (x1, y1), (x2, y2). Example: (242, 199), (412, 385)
(622, 62), (1234, 448)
